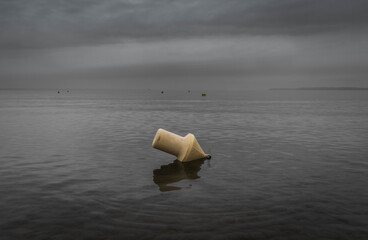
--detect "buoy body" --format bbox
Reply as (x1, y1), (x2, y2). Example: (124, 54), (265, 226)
(152, 128), (210, 162)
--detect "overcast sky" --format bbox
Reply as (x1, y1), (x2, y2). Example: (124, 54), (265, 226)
(1, 0), (368, 90)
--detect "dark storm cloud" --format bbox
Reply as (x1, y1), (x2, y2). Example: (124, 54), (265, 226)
(1, 0), (368, 49)
(1, 0), (368, 90)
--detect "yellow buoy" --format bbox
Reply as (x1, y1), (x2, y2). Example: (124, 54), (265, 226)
(152, 128), (211, 162)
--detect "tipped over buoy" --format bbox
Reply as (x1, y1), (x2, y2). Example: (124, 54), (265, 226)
(152, 128), (211, 162)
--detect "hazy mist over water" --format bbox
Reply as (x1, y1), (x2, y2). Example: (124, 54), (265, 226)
(1, 89), (367, 239)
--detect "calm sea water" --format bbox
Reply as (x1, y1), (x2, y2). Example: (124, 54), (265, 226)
(1, 89), (367, 240)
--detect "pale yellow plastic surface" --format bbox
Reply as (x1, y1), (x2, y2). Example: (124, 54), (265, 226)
(152, 128), (210, 162)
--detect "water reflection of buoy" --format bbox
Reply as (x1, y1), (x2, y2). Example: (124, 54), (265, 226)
(152, 128), (211, 162)
(153, 159), (205, 192)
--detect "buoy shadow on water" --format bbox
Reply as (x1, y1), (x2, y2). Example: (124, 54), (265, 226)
(153, 158), (206, 192)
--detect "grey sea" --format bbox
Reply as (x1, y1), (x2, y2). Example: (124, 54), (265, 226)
(1, 89), (368, 240)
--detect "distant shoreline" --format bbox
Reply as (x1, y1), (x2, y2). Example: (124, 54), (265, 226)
(270, 87), (368, 91)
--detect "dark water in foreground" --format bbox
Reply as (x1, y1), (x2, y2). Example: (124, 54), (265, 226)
(1, 89), (368, 240)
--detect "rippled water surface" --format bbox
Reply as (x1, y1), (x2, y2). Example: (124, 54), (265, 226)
(1, 89), (368, 239)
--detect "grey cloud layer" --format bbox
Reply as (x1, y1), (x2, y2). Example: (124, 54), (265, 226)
(1, 0), (368, 90)
(2, 34), (367, 90)
(1, 0), (368, 48)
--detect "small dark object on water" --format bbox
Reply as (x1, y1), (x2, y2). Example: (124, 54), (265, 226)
(57, 91), (60, 94)
(202, 93), (206, 96)
(161, 91), (164, 94)
(188, 90), (191, 93)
